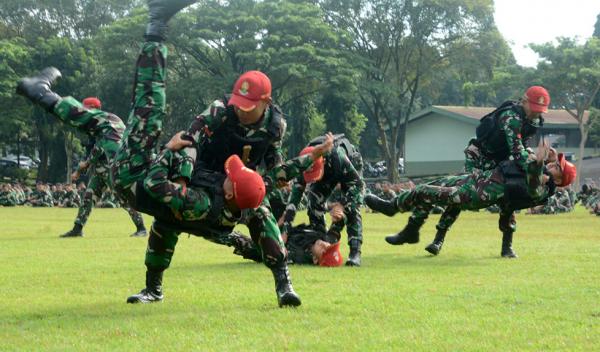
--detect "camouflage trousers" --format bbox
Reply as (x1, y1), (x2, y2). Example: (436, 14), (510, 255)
(405, 142), (516, 234)
(74, 164), (145, 230)
(404, 176), (516, 234)
(144, 202), (286, 271)
(306, 181), (362, 246)
(51, 42), (201, 219)
(394, 172), (505, 215)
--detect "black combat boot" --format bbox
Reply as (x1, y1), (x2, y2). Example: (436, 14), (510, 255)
(145, 0), (197, 41)
(501, 231), (518, 258)
(16, 67), (62, 112)
(364, 194), (399, 217)
(385, 218), (422, 245)
(60, 223), (84, 238)
(345, 239), (362, 266)
(271, 264), (301, 308)
(424, 228), (447, 255)
(127, 269), (164, 303)
(130, 227), (148, 237)
(324, 228), (341, 244)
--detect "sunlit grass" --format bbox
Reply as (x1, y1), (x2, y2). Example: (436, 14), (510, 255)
(1, 206), (599, 351)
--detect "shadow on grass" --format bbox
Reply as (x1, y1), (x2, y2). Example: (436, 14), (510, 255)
(370, 252), (492, 268)
(0, 296), (284, 326)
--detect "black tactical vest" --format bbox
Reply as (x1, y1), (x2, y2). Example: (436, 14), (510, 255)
(475, 101), (542, 162)
(308, 134), (362, 182)
(195, 98), (285, 173)
(498, 160), (555, 211)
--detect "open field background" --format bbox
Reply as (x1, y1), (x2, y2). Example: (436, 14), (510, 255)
(1, 206), (599, 351)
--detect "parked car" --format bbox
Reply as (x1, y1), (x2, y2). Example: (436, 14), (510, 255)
(0, 159), (19, 169)
(1, 155), (36, 170)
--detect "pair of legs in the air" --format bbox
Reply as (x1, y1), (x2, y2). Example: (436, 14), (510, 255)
(17, 0), (301, 307)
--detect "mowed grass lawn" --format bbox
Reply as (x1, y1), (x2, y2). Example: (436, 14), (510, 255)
(0, 206), (599, 351)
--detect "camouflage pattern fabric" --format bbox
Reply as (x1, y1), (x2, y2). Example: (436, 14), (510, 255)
(60, 189), (81, 208)
(196, 154), (317, 262)
(391, 160), (549, 227)
(284, 145), (365, 246)
(74, 164), (144, 229)
(112, 41), (168, 200)
(0, 187), (18, 206)
(53, 97), (125, 164)
(185, 100), (285, 177)
(29, 189), (54, 207)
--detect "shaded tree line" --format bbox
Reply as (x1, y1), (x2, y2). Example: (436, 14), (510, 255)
(1, 1), (599, 184)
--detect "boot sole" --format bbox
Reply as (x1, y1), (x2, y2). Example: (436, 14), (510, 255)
(385, 236), (419, 245)
(278, 293), (302, 307)
(424, 245), (440, 255)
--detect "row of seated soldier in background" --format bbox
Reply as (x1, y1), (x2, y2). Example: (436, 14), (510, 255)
(0, 182), (116, 208)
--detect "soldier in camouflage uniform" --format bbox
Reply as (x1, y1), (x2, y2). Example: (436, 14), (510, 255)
(366, 143), (576, 257)
(29, 184), (54, 207)
(0, 184), (17, 206)
(17, 0), (317, 307)
(281, 134), (365, 266)
(373, 87), (551, 257)
(60, 184), (81, 208)
(61, 108), (147, 238)
(12, 184), (25, 205)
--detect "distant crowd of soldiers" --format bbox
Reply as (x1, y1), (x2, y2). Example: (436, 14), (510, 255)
(579, 183), (600, 216)
(0, 182), (121, 208)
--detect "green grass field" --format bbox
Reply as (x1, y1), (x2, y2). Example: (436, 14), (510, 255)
(1, 206), (599, 351)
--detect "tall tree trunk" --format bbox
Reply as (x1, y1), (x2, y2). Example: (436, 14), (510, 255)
(576, 121), (587, 190)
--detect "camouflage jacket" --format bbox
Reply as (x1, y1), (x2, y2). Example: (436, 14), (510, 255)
(184, 100), (285, 175)
(289, 145), (365, 209)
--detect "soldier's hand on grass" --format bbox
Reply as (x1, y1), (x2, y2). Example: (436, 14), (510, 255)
(166, 131), (193, 151)
(312, 132), (334, 159)
(78, 161), (89, 171)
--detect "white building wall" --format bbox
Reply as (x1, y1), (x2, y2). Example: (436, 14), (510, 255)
(405, 114), (475, 162)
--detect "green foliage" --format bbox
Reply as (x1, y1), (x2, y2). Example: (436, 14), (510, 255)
(532, 37), (600, 187)
(322, 0), (496, 181)
(0, 207), (599, 350)
(0, 165), (29, 181)
(2, 0), (596, 180)
(307, 102), (327, 141)
(587, 107), (600, 148)
(424, 27), (516, 107)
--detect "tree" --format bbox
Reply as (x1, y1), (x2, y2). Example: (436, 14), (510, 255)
(594, 13), (600, 38)
(587, 108), (600, 151)
(166, 0), (362, 155)
(532, 37), (600, 188)
(422, 27), (515, 107)
(321, 0), (495, 181)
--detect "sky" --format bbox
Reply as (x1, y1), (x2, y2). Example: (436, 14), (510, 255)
(494, 0), (600, 67)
